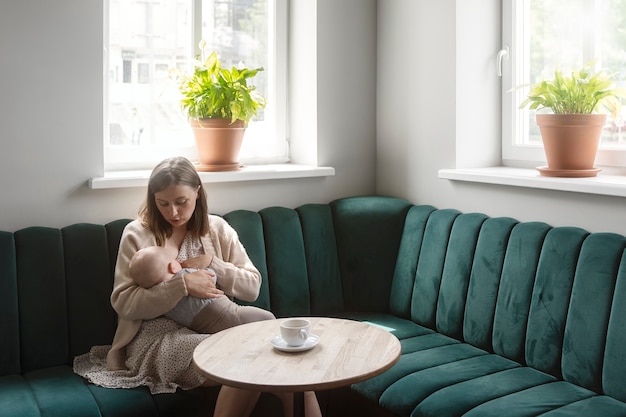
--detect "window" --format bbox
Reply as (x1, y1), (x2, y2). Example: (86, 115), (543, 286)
(502, 0), (626, 168)
(104, 0), (287, 171)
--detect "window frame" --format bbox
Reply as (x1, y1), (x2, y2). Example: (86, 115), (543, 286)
(501, 0), (626, 169)
(102, 0), (288, 172)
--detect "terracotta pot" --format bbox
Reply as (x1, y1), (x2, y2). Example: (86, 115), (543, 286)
(536, 114), (606, 177)
(190, 119), (246, 171)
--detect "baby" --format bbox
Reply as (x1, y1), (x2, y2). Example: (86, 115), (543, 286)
(129, 246), (274, 334)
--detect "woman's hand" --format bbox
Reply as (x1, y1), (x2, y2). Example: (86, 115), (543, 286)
(183, 269), (223, 299)
(181, 254), (213, 270)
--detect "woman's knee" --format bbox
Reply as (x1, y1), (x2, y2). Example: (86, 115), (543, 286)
(240, 306), (275, 323)
(261, 309), (276, 320)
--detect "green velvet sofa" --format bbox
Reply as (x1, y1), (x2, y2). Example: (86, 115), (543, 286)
(2, 195), (626, 417)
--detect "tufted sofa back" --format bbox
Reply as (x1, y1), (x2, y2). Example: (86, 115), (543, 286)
(0, 220), (129, 375)
(391, 206), (626, 402)
(224, 196), (412, 316)
(0, 196), (412, 377)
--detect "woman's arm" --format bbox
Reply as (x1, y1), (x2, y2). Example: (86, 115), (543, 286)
(110, 221), (188, 320)
(204, 216), (262, 302)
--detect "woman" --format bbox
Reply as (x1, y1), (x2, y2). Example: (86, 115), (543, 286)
(76, 156), (320, 417)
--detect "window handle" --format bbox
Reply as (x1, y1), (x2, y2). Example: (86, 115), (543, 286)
(497, 46), (509, 77)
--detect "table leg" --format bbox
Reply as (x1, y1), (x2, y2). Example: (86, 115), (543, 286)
(294, 392), (305, 417)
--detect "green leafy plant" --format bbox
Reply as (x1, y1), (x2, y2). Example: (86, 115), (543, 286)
(174, 41), (266, 124)
(520, 64), (624, 118)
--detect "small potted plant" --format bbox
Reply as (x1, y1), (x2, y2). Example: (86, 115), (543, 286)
(173, 41), (266, 171)
(520, 64), (623, 177)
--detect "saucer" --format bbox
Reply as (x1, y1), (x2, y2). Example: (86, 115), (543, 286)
(271, 334), (319, 352)
(194, 162), (241, 172)
(536, 166), (601, 178)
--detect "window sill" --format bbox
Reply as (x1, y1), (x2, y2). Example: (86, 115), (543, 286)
(438, 166), (626, 197)
(89, 164), (335, 190)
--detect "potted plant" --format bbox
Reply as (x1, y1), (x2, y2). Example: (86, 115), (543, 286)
(174, 41), (266, 171)
(520, 64), (623, 177)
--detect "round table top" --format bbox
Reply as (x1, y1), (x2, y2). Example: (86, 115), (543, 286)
(192, 316), (401, 392)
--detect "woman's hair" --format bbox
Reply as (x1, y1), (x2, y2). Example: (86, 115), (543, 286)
(139, 157), (209, 246)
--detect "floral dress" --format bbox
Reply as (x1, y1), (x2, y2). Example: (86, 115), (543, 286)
(73, 234), (217, 394)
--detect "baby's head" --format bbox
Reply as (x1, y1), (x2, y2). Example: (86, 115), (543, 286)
(130, 246), (182, 289)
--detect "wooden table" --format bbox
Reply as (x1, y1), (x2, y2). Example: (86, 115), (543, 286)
(193, 317), (401, 416)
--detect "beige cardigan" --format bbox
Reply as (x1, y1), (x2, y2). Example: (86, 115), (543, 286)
(106, 215), (262, 370)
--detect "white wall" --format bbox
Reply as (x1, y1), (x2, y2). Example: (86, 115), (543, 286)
(0, 0), (377, 232)
(7, 0), (622, 236)
(377, 0), (626, 235)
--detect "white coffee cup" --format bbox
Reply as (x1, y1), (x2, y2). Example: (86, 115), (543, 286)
(280, 318), (311, 347)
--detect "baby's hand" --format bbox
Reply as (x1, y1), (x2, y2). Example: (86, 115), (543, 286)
(183, 269), (223, 299)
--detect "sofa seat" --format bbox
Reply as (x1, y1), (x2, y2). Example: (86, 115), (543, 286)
(539, 396), (626, 417)
(347, 312), (626, 417)
(0, 375), (41, 417)
(0, 367), (153, 417)
(0, 365), (222, 417)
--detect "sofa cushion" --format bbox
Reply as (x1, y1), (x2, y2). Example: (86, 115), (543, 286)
(259, 206), (310, 317)
(491, 221), (551, 364)
(540, 396), (626, 417)
(412, 367), (556, 417)
(331, 196), (412, 313)
(15, 227), (68, 373)
(104, 219), (132, 283)
(524, 226), (588, 377)
(410, 209), (461, 329)
(24, 366), (102, 417)
(222, 210), (271, 311)
(355, 340), (484, 403)
(0, 375), (40, 417)
(0, 231), (19, 376)
(296, 204), (344, 316)
(604, 251), (626, 402)
(462, 381), (595, 417)
(340, 312), (432, 340)
(87, 383), (159, 417)
(435, 212), (488, 341)
(462, 216), (518, 352)
(379, 353), (521, 416)
(388, 204), (436, 319)
(561, 232), (626, 392)
(62, 223), (117, 359)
